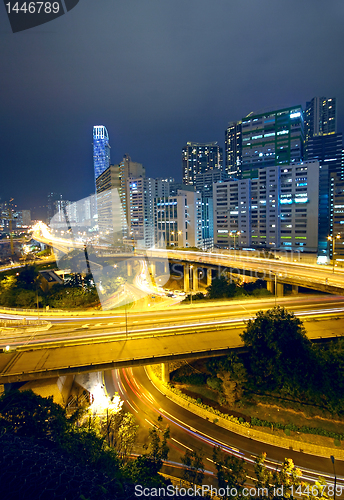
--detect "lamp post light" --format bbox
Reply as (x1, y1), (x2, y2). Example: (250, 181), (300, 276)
(331, 455), (337, 500)
(190, 264), (193, 306)
(231, 230), (241, 250)
(328, 234), (340, 273)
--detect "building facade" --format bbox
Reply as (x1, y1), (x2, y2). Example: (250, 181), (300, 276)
(96, 164), (123, 247)
(241, 106), (304, 177)
(127, 177), (171, 248)
(194, 168), (227, 248)
(304, 97), (342, 255)
(305, 97), (337, 146)
(213, 161), (319, 253)
(155, 190), (202, 249)
(182, 142), (223, 186)
(225, 121), (242, 179)
(118, 154), (146, 232)
(330, 173), (344, 261)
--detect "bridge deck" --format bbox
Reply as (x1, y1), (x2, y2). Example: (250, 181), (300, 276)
(0, 317), (343, 383)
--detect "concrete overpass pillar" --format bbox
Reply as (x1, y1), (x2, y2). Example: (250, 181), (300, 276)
(183, 264), (190, 292)
(161, 363), (170, 383)
(276, 282), (284, 297)
(207, 268), (212, 287)
(150, 261), (156, 276)
(57, 375), (75, 406)
(266, 279), (274, 294)
(291, 284), (298, 295)
(192, 267), (198, 292)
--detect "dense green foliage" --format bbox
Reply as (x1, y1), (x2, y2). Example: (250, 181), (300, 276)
(0, 264), (99, 309)
(239, 306), (344, 414)
(171, 306), (344, 439)
(181, 448), (205, 487)
(206, 277), (271, 300)
(240, 306), (313, 390)
(213, 446), (246, 498)
(0, 389), (332, 499)
(0, 390), (172, 498)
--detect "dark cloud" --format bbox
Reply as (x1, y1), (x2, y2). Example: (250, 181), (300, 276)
(1, 0), (344, 209)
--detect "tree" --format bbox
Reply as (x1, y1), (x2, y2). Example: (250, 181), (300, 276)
(123, 422), (170, 488)
(147, 425), (170, 462)
(181, 448), (205, 486)
(0, 389), (68, 439)
(212, 446), (246, 498)
(104, 409), (138, 459)
(207, 276), (237, 299)
(254, 453), (303, 499)
(15, 265), (40, 290)
(240, 306), (313, 390)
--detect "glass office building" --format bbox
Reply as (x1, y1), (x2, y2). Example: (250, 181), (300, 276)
(93, 125), (110, 182)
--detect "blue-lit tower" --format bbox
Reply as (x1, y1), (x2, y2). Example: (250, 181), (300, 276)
(93, 125), (110, 183)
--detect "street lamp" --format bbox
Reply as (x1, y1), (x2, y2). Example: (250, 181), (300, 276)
(331, 455), (337, 500)
(328, 234), (340, 273)
(231, 230), (241, 250)
(190, 264), (193, 306)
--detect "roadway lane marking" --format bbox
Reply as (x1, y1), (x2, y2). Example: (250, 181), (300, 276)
(171, 438), (193, 451)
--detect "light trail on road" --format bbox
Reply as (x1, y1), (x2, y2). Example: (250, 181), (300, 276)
(2, 296), (344, 350)
(104, 367), (344, 493)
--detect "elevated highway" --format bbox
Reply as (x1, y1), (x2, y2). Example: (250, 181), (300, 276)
(1, 296), (344, 383)
(32, 224), (344, 294)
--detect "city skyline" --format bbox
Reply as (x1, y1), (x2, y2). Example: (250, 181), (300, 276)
(1, 1), (344, 209)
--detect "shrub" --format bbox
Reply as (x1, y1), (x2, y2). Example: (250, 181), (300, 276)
(206, 377), (223, 392)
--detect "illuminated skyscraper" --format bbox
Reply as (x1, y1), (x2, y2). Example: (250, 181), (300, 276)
(240, 106), (304, 177)
(93, 125), (110, 183)
(225, 121), (242, 178)
(305, 97), (337, 145)
(182, 142), (223, 186)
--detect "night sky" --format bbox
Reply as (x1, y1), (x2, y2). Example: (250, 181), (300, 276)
(1, 0), (344, 216)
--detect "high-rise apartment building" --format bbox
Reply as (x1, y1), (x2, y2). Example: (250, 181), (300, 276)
(241, 106), (304, 177)
(96, 164), (123, 247)
(127, 177), (171, 248)
(304, 97), (342, 254)
(305, 97), (337, 145)
(213, 178), (251, 249)
(155, 190), (203, 248)
(225, 121), (242, 178)
(118, 154), (145, 230)
(194, 168), (226, 198)
(182, 142), (223, 186)
(93, 126), (111, 183)
(330, 173), (344, 261)
(47, 192), (63, 223)
(213, 161), (319, 252)
(194, 168), (226, 248)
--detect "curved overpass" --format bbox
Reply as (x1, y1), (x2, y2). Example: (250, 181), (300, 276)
(32, 224), (344, 293)
(1, 295), (344, 383)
